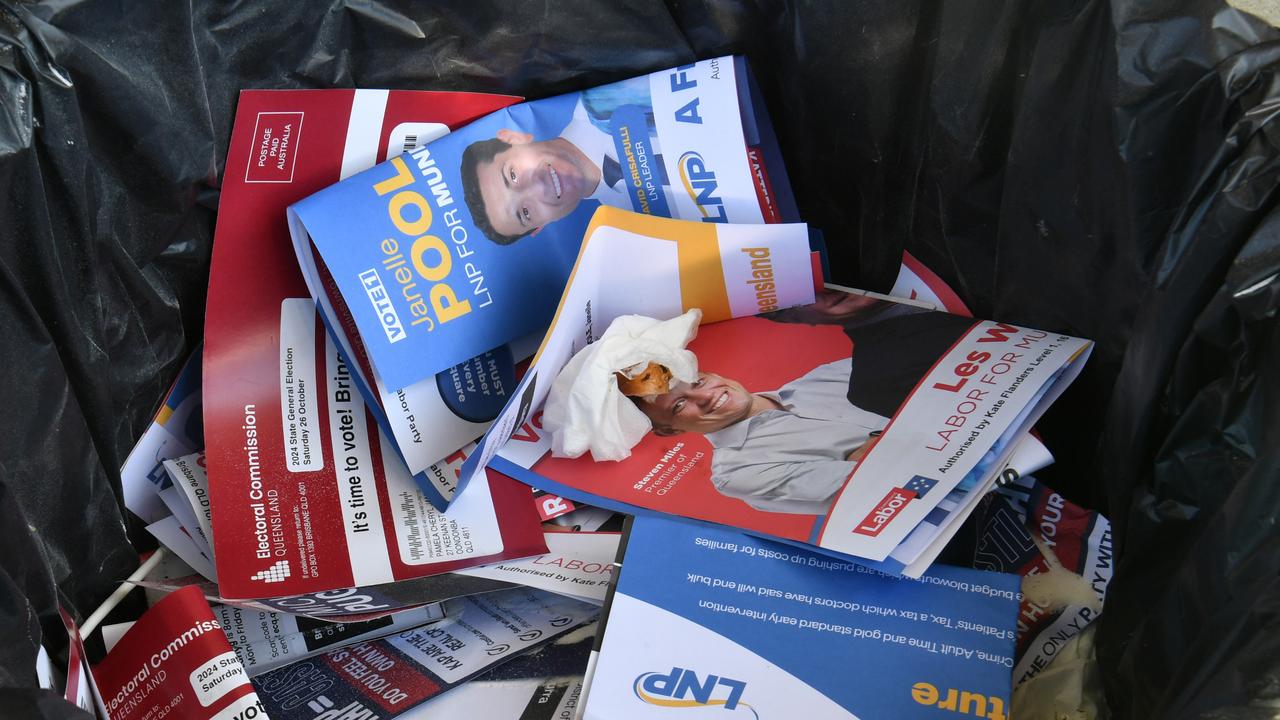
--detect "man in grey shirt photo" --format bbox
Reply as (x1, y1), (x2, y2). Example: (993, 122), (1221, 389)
(636, 358), (888, 516)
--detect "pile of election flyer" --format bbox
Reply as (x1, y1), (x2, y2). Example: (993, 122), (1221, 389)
(90, 583), (603, 720)
(100, 89), (625, 718)
(251, 587), (600, 719)
(580, 515), (1020, 719)
(284, 56), (970, 514)
(458, 205), (1093, 576)
(85, 64), (1109, 720)
(118, 88), (601, 634)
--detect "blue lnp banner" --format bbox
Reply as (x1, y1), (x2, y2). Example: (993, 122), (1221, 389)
(289, 56), (791, 392)
(583, 515), (1019, 719)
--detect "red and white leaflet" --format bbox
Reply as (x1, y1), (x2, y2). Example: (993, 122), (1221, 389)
(92, 587), (262, 720)
(469, 278), (1088, 572)
(892, 250), (972, 315)
(818, 324), (1090, 560)
(60, 609), (105, 718)
(205, 89), (545, 600)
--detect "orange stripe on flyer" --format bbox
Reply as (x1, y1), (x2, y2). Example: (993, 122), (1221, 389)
(676, 224), (730, 321)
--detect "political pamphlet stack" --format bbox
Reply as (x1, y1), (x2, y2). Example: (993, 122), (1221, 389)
(87, 55), (1113, 720)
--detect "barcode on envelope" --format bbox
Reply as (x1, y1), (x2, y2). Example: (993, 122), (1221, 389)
(387, 122), (449, 158)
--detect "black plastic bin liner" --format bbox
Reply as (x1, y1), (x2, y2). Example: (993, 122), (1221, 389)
(1, 1), (1278, 717)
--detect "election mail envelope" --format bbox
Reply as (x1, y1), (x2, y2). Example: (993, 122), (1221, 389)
(208, 88), (531, 508)
(206, 441), (546, 601)
(206, 88), (550, 600)
(582, 515), (1018, 719)
(287, 55), (798, 394)
(92, 586), (265, 720)
(205, 87), (522, 519)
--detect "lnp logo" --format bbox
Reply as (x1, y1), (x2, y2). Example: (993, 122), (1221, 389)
(634, 667), (757, 717)
(854, 476), (938, 537)
(677, 152), (729, 223)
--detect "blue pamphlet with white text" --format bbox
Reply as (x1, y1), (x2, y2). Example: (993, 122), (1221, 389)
(289, 56), (796, 393)
(582, 515), (1019, 719)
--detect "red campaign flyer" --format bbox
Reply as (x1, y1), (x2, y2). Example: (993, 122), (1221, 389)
(60, 608), (105, 717)
(205, 89), (545, 600)
(92, 586), (263, 720)
(468, 249), (1091, 573)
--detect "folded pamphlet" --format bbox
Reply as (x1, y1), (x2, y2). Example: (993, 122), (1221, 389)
(581, 516), (1018, 718)
(460, 230), (1092, 569)
(134, 567), (513, 624)
(252, 587), (599, 719)
(288, 56), (796, 395)
(212, 602), (446, 677)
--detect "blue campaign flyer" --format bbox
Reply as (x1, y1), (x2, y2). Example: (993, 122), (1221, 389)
(583, 516), (1019, 719)
(290, 56), (788, 392)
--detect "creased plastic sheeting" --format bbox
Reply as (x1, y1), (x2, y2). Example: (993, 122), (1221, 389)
(0, 1), (1278, 717)
(1089, 5), (1280, 716)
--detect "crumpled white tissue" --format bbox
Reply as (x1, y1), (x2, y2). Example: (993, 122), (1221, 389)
(543, 309), (702, 461)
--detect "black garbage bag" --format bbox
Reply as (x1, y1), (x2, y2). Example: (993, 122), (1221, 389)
(1, 1), (1277, 716)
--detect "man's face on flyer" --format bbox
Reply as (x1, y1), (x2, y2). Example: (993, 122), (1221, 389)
(641, 372), (753, 435)
(478, 130), (593, 238)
